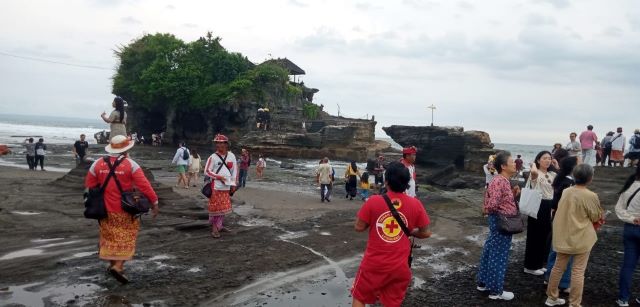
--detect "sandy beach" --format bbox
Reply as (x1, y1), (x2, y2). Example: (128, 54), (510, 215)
(0, 145), (637, 306)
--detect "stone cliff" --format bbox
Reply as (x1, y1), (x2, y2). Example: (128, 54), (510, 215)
(382, 125), (495, 173)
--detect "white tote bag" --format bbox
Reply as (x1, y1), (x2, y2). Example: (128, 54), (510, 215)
(519, 179), (542, 219)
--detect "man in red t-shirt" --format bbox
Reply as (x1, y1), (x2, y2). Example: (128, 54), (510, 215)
(351, 161), (431, 307)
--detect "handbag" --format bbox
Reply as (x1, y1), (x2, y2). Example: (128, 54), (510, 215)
(497, 213), (524, 235)
(382, 194), (415, 267)
(83, 156), (123, 220)
(519, 178), (542, 219)
(108, 158), (151, 218)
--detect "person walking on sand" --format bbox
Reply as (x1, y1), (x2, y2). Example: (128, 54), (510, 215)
(23, 137), (36, 170)
(204, 134), (238, 239)
(351, 161), (431, 307)
(565, 132), (582, 158)
(34, 138), (47, 171)
(84, 135), (159, 284)
(545, 164), (603, 307)
(476, 151), (520, 301)
(626, 129), (640, 168)
(611, 127), (627, 167)
(73, 134), (89, 164)
(171, 142), (190, 189)
(524, 151), (559, 276)
(100, 96), (127, 141)
(345, 161), (360, 200)
(238, 148), (251, 188)
(316, 157), (333, 202)
(359, 172), (371, 201)
(544, 156), (579, 293)
(187, 148), (201, 187)
(615, 164), (640, 307)
(256, 154), (266, 179)
(400, 146), (418, 197)
(579, 125), (598, 165)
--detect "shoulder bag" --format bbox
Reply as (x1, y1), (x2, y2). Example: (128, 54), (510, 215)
(201, 153), (230, 198)
(83, 156), (123, 220)
(109, 158), (151, 218)
(519, 178), (542, 219)
(486, 181), (524, 234)
(382, 194), (415, 267)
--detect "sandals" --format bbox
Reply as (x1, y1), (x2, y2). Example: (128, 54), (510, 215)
(211, 227), (221, 239)
(108, 267), (130, 284)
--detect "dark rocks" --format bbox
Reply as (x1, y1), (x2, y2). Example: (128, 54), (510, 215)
(280, 163), (295, 169)
(382, 125), (494, 173)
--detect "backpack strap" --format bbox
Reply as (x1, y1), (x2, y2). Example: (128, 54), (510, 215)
(104, 155), (126, 193)
(214, 153), (231, 173)
(627, 187), (640, 209)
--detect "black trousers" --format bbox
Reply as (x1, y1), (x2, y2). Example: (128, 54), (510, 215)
(602, 148), (612, 165)
(26, 155), (35, 170)
(320, 183), (332, 201)
(524, 199), (553, 270)
(34, 155), (44, 170)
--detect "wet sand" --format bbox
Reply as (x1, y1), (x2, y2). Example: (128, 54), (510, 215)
(0, 145), (637, 306)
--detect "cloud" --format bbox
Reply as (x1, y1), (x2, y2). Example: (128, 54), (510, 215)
(183, 23), (198, 28)
(602, 26), (623, 37)
(120, 16), (141, 25)
(525, 13), (557, 26)
(288, 0), (308, 8)
(533, 0), (570, 9)
(457, 1), (474, 11)
(166, 4), (176, 10)
(402, 0), (439, 10)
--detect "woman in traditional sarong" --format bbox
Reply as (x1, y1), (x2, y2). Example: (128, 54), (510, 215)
(204, 134), (238, 238)
(84, 135), (159, 284)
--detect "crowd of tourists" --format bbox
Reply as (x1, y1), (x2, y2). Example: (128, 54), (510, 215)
(558, 125), (640, 167)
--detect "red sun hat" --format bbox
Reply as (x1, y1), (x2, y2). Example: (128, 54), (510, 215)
(402, 146), (417, 155)
(213, 134), (229, 143)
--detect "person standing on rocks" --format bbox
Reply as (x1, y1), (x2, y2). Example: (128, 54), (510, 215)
(579, 125), (598, 164)
(615, 164), (640, 307)
(204, 134), (238, 239)
(545, 164), (603, 307)
(565, 132), (582, 158)
(73, 134), (89, 164)
(171, 142), (190, 189)
(611, 127), (627, 167)
(601, 131), (615, 166)
(100, 96), (127, 141)
(476, 151), (519, 301)
(84, 135), (159, 284)
(345, 161), (360, 200)
(316, 157), (333, 202)
(23, 137), (36, 170)
(523, 151), (559, 276)
(351, 161), (431, 307)
(34, 138), (47, 171)
(238, 148), (251, 188)
(400, 146), (418, 197)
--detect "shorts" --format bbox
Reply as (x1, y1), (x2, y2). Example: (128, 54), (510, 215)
(176, 165), (187, 174)
(375, 175), (384, 185)
(351, 265), (411, 307)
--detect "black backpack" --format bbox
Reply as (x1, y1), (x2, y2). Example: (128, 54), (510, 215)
(633, 136), (640, 150)
(182, 147), (190, 160)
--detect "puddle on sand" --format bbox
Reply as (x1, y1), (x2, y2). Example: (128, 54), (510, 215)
(278, 231), (308, 240)
(149, 254), (174, 261)
(61, 251), (97, 261)
(238, 217), (275, 227)
(0, 240), (84, 261)
(11, 211), (43, 215)
(188, 267), (202, 273)
(0, 282), (104, 307)
(319, 231), (332, 236)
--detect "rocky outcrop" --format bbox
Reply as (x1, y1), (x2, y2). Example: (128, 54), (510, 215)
(382, 125), (494, 173)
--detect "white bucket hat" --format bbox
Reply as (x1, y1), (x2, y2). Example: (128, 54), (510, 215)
(105, 135), (134, 154)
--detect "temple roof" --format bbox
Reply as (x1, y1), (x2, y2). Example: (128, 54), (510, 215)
(262, 58), (305, 75)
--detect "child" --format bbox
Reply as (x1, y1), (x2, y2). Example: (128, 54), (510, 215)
(359, 172), (371, 201)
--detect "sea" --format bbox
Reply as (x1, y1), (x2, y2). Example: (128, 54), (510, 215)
(0, 113), (549, 170)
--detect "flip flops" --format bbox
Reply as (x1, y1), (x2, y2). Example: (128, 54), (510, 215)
(108, 267), (129, 284)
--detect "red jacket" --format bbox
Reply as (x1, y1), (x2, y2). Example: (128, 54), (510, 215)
(85, 156), (158, 213)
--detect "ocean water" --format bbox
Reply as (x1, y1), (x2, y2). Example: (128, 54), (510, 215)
(0, 113), (106, 145)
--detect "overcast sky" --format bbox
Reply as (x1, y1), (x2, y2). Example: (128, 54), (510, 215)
(0, 0), (638, 145)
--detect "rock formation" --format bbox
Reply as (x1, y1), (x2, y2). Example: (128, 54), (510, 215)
(382, 125), (495, 173)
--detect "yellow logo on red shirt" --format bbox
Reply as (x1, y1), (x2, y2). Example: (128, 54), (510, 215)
(375, 211), (408, 243)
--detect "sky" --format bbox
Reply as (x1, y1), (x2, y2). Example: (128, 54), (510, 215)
(0, 0), (638, 145)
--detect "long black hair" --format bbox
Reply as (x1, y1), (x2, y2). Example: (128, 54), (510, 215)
(620, 164), (640, 194)
(534, 150), (553, 169)
(114, 97), (125, 123)
(350, 161), (358, 173)
(552, 156), (578, 188)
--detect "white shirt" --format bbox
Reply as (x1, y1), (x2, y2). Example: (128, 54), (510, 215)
(204, 152), (238, 190)
(171, 147), (190, 165)
(406, 165), (416, 197)
(616, 181), (640, 224)
(611, 133), (626, 151)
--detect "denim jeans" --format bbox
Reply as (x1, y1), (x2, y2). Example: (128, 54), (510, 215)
(545, 249), (572, 289)
(238, 169), (248, 188)
(619, 223), (640, 301)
